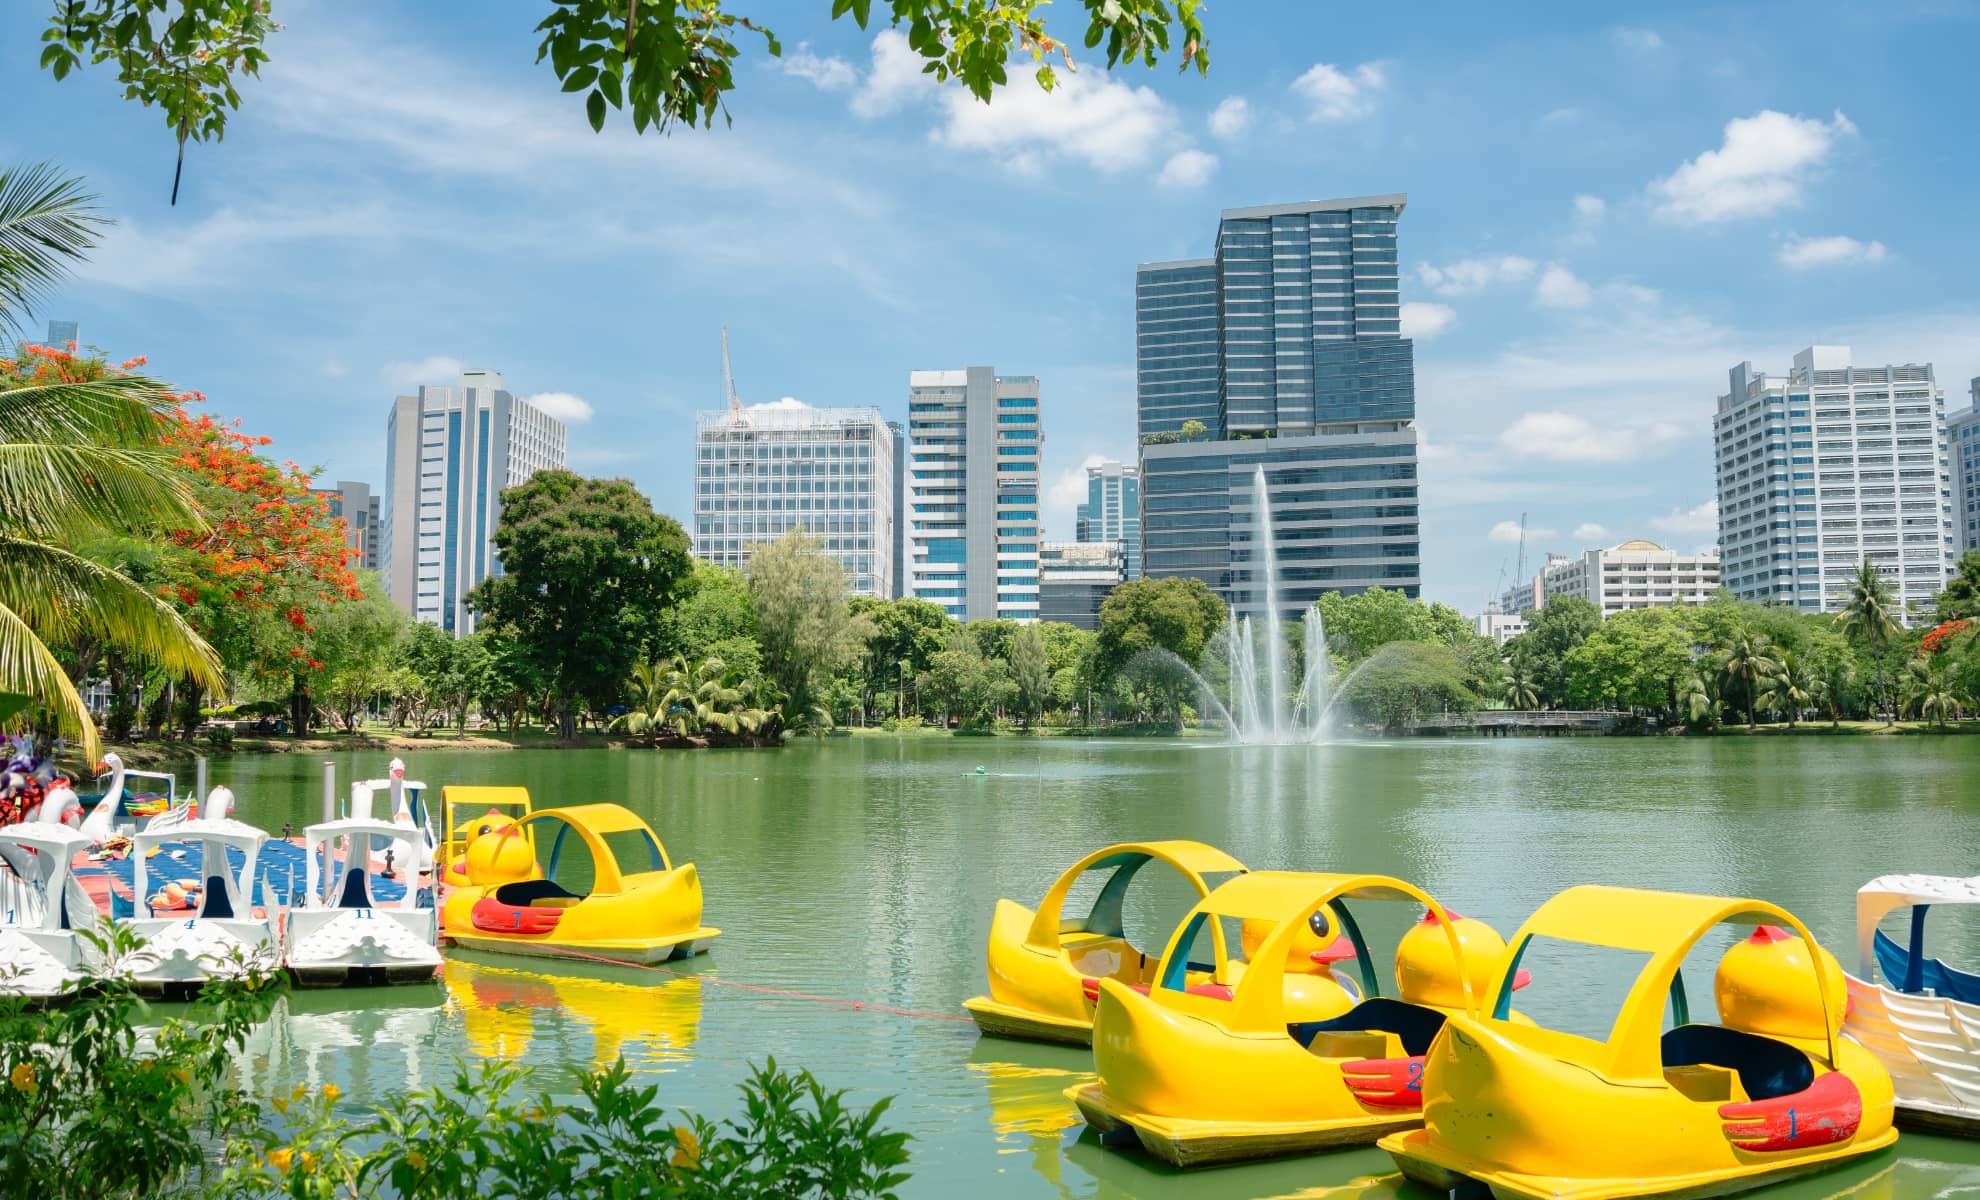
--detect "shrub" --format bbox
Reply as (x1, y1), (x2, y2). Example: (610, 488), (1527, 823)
(204, 725), (236, 750)
(878, 715), (923, 732)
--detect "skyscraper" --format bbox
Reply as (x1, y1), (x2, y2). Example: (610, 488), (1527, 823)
(1075, 460), (1141, 580)
(43, 319), (78, 348)
(310, 480), (382, 574)
(1951, 380), (1980, 554)
(906, 368), (1042, 621)
(382, 370), (567, 634)
(1713, 347), (1952, 615)
(1038, 541), (1125, 630)
(1136, 196), (1420, 617)
(692, 403), (897, 598)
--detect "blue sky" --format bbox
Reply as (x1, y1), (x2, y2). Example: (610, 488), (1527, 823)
(5, 0), (1978, 611)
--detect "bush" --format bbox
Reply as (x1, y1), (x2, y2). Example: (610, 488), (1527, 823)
(3, 926), (912, 1200)
(204, 725), (236, 750)
(878, 715), (924, 732)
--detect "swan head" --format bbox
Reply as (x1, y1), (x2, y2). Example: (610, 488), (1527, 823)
(96, 751), (123, 775)
(205, 784), (235, 819)
(40, 782), (81, 827)
(388, 757), (406, 779)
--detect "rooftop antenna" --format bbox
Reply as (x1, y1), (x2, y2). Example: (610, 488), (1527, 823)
(722, 325), (743, 425)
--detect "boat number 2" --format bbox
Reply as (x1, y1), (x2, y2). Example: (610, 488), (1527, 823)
(1407, 1060), (1423, 1092)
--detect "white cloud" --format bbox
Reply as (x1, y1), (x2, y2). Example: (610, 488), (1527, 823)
(1650, 499), (1720, 538)
(1540, 107), (1582, 126)
(1778, 234), (1889, 269)
(1489, 519), (1557, 545)
(1049, 453), (1108, 511)
(1573, 194), (1605, 224)
(781, 43), (856, 91)
(1289, 62), (1386, 123)
(1573, 522), (1611, 543)
(1500, 411), (1690, 462)
(319, 358), (349, 379)
(382, 355), (463, 389)
(1612, 28), (1664, 51)
(1157, 149), (1218, 188)
(934, 68), (1177, 173)
(524, 391), (595, 424)
(1416, 255), (1536, 296)
(1208, 96), (1251, 139)
(1650, 109), (1857, 225)
(1535, 264), (1593, 309)
(748, 397), (808, 413)
(851, 31), (933, 119)
(1400, 301), (1457, 340)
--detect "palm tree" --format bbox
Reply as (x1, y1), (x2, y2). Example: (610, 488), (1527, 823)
(0, 163), (224, 759)
(1719, 631), (1782, 729)
(1837, 561), (1902, 725)
(1904, 657), (1962, 729)
(1817, 657), (1854, 727)
(1766, 651), (1822, 729)
(1501, 661), (1539, 711)
(1677, 668), (1719, 728)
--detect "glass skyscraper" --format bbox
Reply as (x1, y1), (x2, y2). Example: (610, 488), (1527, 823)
(906, 368), (1043, 621)
(1136, 196), (1421, 616)
(1074, 460), (1140, 580)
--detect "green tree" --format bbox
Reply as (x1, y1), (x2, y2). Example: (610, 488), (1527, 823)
(851, 595), (953, 720)
(1836, 561), (1902, 725)
(1560, 607), (1695, 715)
(1937, 551), (1980, 621)
(967, 618), (1021, 664)
(1095, 575), (1227, 680)
(744, 527), (871, 731)
(1314, 586), (1433, 661)
(1179, 418), (1208, 441)
(1337, 642), (1478, 732)
(0, 163), (223, 757)
(1720, 630), (1782, 729)
(1501, 660), (1539, 710)
(1505, 596), (1600, 709)
(1766, 650), (1822, 728)
(1904, 654), (1963, 727)
(467, 470), (691, 739)
(653, 561), (761, 677)
(1005, 622), (1049, 725)
(1677, 666), (1719, 728)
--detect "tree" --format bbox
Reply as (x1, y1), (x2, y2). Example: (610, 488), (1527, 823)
(1836, 561), (1902, 725)
(0, 164), (223, 758)
(1337, 642), (1478, 732)
(1677, 667), (1719, 729)
(744, 527), (871, 732)
(1719, 630), (1782, 729)
(1767, 650), (1822, 729)
(467, 470), (692, 739)
(41, 2), (1209, 199)
(1095, 575), (1225, 679)
(851, 595), (952, 720)
(653, 562), (761, 677)
(1501, 661), (1539, 711)
(1179, 418), (1207, 441)
(1505, 597), (1600, 709)
(1314, 586), (1433, 662)
(1937, 551), (1980, 621)
(1904, 655), (1963, 728)
(1005, 623), (1049, 726)
(1559, 607), (1695, 715)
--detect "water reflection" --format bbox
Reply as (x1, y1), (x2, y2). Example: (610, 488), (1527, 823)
(969, 1040), (1091, 1194)
(441, 953), (702, 1071)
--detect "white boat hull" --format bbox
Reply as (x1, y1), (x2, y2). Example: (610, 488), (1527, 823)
(1845, 972), (1980, 1133)
(284, 907), (441, 987)
(124, 916), (279, 995)
(0, 927), (94, 1002)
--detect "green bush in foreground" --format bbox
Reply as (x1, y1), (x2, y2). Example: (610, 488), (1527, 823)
(1, 927), (909, 1199)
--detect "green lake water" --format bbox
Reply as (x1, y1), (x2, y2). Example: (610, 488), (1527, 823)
(211, 735), (1980, 1198)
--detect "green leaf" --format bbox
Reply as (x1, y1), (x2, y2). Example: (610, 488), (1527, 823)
(0, 691), (28, 724)
(561, 65), (598, 92)
(586, 88), (606, 131)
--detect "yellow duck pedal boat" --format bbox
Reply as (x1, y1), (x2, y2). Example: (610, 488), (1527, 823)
(1380, 885), (1897, 1200)
(440, 801), (717, 965)
(963, 840), (1246, 1047)
(1067, 870), (1520, 1167)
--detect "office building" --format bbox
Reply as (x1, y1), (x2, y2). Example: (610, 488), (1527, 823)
(889, 420), (907, 598)
(382, 370), (567, 634)
(692, 404), (897, 598)
(1951, 381), (1980, 554)
(1136, 196), (1420, 619)
(1038, 541), (1125, 630)
(1528, 540), (1720, 617)
(1075, 460), (1141, 580)
(1473, 609), (1526, 645)
(310, 480), (382, 573)
(906, 368), (1043, 621)
(1713, 346), (1952, 616)
(44, 319), (78, 348)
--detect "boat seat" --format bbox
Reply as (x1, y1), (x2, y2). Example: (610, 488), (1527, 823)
(336, 866), (373, 909)
(493, 879), (582, 907)
(201, 875), (234, 920)
(1661, 1024), (1812, 1102)
(1291, 998), (1448, 1057)
(1874, 928), (1980, 1004)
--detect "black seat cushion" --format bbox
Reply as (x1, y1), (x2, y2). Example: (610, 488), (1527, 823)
(1661, 1024), (1813, 1101)
(1290, 997), (1449, 1057)
(493, 879), (581, 906)
(201, 874), (234, 919)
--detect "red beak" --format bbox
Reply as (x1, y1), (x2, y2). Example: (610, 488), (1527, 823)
(1310, 935), (1359, 965)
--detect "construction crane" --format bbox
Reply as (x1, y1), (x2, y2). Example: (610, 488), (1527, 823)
(1513, 511), (1529, 595)
(722, 325), (743, 425)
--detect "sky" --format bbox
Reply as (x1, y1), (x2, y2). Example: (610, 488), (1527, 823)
(5, 0), (1978, 612)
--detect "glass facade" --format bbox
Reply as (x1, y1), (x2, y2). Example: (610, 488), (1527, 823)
(1074, 460), (1141, 580)
(1953, 384), (1980, 554)
(1135, 196), (1421, 613)
(907, 369), (1042, 621)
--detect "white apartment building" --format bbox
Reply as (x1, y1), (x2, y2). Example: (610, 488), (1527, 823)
(1541, 540), (1720, 616)
(1951, 379), (1980, 554)
(691, 404), (898, 598)
(1473, 609), (1527, 645)
(906, 368), (1042, 621)
(1713, 346), (1952, 616)
(383, 370), (567, 634)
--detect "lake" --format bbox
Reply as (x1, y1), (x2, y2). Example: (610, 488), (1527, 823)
(216, 735), (1980, 1198)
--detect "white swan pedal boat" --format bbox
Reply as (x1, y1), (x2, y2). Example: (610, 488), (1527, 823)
(0, 822), (101, 1001)
(1844, 873), (1980, 1134)
(284, 812), (440, 987)
(127, 816), (279, 995)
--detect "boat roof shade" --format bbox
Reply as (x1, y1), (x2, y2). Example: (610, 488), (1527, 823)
(1858, 874), (1980, 907)
(441, 785), (532, 811)
(1197, 869), (1426, 918)
(135, 817), (266, 850)
(1516, 884), (1788, 955)
(0, 824), (95, 854)
(529, 803), (662, 836)
(303, 818), (406, 843)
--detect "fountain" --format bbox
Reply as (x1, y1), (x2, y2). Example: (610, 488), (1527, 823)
(1219, 465), (1336, 744)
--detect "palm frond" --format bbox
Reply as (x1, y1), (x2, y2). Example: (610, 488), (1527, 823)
(0, 374), (184, 448)
(0, 534), (223, 692)
(0, 164), (108, 337)
(0, 595), (97, 759)
(0, 442), (199, 538)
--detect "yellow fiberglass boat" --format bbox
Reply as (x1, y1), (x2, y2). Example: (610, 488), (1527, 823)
(440, 802), (717, 965)
(962, 840), (1246, 1046)
(1381, 885), (1897, 1200)
(1067, 870), (1521, 1167)
(438, 786), (536, 889)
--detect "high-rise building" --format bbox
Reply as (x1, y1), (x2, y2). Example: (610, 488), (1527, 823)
(382, 370), (567, 634)
(1038, 541), (1124, 630)
(1136, 196), (1420, 619)
(692, 404), (897, 598)
(906, 368), (1043, 621)
(889, 420), (907, 598)
(1713, 346), (1952, 616)
(1508, 539), (1721, 618)
(1951, 380), (1980, 554)
(43, 319), (78, 348)
(310, 480), (382, 574)
(1075, 460), (1141, 579)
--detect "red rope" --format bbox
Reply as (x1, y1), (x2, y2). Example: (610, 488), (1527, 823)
(503, 943), (975, 1024)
